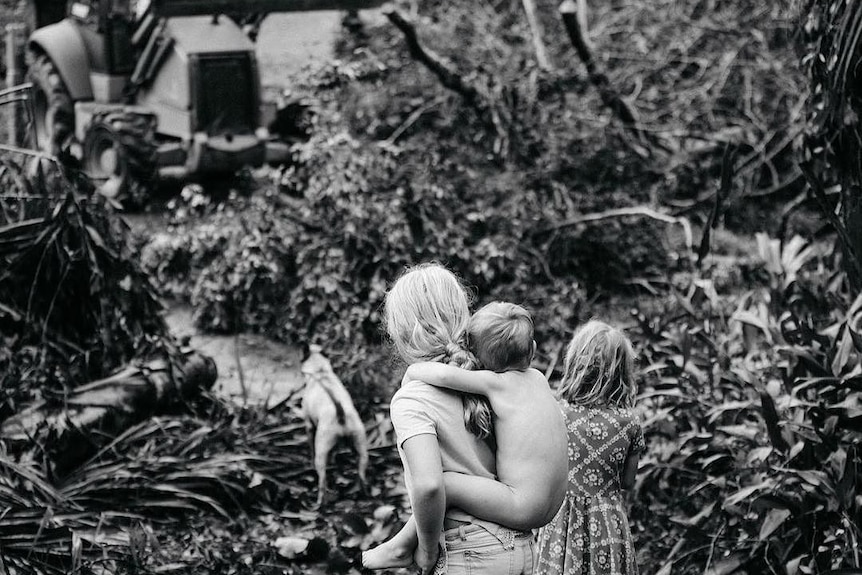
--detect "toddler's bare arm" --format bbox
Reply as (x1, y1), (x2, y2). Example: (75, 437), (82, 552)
(405, 362), (502, 396)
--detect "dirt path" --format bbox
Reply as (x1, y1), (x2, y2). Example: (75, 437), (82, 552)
(164, 305), (305, 405)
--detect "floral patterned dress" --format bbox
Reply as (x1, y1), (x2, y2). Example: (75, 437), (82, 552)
(536, 402), (645, 575)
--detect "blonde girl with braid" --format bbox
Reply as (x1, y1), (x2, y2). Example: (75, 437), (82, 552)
(363, 264), (558, 575)
(536, 320), (645, 575)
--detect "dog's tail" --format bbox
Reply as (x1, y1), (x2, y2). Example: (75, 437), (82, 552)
(319, 381), (346, 425)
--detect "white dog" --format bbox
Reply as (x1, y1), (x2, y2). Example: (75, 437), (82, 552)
(301, 344), (369, 507)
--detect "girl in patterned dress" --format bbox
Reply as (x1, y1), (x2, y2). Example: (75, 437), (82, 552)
(536, 320), (645, 575)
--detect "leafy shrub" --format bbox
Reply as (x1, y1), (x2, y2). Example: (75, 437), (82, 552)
(546, 217), (673, 292)
(631, 235), (862, 574)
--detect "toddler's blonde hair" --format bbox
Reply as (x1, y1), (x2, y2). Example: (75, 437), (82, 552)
(557, 320), (636, 407)
(468, 302), (534, 372)
(384, 263), (493, 438)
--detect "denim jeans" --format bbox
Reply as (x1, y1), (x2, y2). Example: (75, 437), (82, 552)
(442, 521), (535, 575)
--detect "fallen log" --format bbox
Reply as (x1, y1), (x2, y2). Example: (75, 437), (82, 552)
(1, 347), (217, 476)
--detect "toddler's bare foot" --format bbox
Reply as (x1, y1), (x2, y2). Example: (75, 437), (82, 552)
(362, 540), (414, 570)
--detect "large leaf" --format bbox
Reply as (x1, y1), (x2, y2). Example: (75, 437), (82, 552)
(758, 508), (791, 540)
(732, 310), (774, 344)
(832, 326), (857, 376)
(724, 482), (772, 508)
(705, 551), (747, 575)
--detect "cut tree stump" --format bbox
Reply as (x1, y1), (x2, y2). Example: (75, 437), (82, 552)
(1, 347), (217, 476)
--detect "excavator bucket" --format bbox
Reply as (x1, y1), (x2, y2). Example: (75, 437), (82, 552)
(150, 0), (388, 18)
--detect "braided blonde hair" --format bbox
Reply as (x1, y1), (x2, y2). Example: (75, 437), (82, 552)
(384, 263), (493, 439)
(557, 320), (636, 408)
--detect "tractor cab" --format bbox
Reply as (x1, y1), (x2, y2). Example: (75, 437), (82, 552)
(22, 0), (385, 204)
(64, 0), (136, 102)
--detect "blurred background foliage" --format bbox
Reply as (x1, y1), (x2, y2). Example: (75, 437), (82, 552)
(3, 0), (862, 573)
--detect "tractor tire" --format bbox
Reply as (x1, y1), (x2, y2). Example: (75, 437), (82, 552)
(26, 51), (74, 157)
(82, 111), (158, 207)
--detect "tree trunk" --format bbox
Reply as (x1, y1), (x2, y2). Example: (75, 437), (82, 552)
(1, 348), (217, 476)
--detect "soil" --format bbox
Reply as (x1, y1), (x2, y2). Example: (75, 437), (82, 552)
(164, 304), (305, 405)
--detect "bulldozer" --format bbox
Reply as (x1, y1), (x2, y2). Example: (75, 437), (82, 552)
(22, 0), (382, 201)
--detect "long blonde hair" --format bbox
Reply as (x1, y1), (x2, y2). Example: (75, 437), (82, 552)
(384, 263), (493, 438)
(557, 320), (636, 408)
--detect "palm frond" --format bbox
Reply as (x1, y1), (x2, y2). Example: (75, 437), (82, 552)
(0, 456), (68, 508)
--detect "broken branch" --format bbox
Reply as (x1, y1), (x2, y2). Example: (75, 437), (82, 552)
(384, 7), (483, 107)
(521, 0), (552, 71)
(384, 6), (512, 157)
(1, 347), (218, 476)
(559, 0), (644, 138)
(538, 205), (694, 252)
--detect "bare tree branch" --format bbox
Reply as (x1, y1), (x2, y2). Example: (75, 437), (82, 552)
(384, 7), (484, 107)
(385, 96), (446, 144)
(559, 0), (654, 156)
(384, 6), (512, 157)
(538, 205), (694, 253)
(521, 0), (552, 70)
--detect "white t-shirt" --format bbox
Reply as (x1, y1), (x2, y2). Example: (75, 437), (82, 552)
(390, 379), (497, 521)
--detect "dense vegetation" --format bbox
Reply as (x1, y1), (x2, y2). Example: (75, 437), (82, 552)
(2, 0), (861, 574)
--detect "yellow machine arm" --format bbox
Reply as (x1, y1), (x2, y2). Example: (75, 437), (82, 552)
(149, 0), (388, 18)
